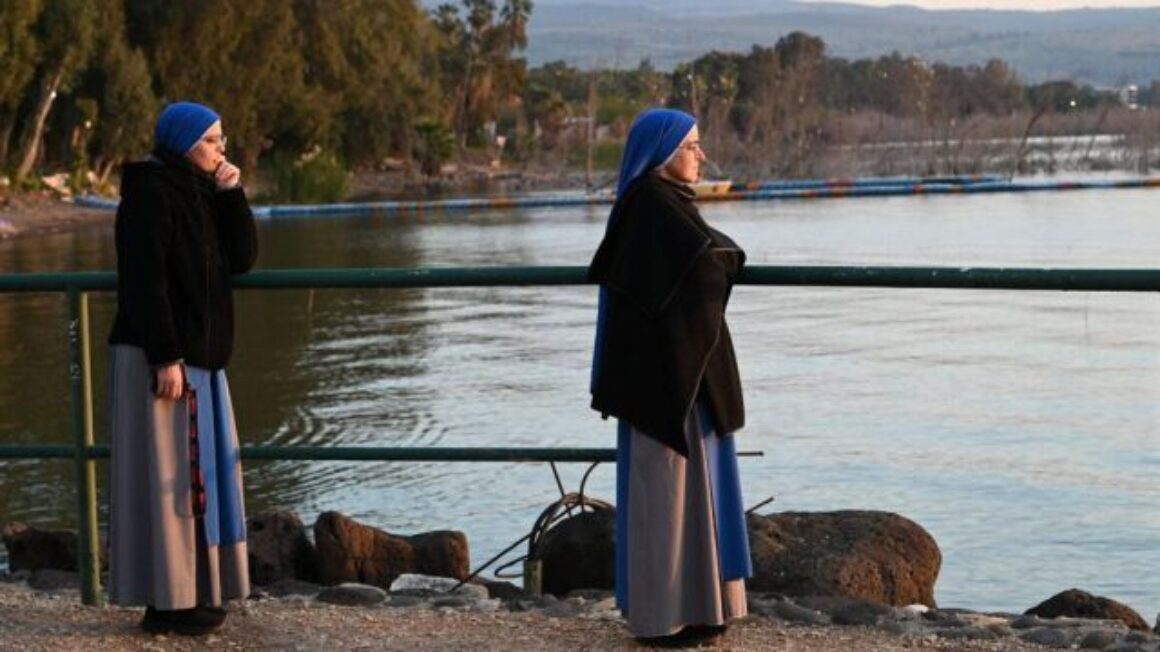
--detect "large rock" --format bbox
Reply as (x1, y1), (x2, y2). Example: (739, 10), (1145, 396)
(1025, 588), (1149, 631)
(247, 511), (317, 585)
(1, 522), (106, 572)
(533, 509), (615, 597)
(389, 573), (489, 600)
(747, 510), (940, 607)
(313, 511), (469, 589)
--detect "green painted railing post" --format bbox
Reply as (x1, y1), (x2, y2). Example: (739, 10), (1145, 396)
(67, 287), (102, 605)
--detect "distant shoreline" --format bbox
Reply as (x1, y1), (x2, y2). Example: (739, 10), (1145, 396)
(0, 167), (600, 242)
(0, 195), (112, 242)
(3, 165), (1159, 243)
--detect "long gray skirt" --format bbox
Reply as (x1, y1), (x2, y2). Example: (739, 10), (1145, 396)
(623, 408), (748, 637)
(107, 345), (249, 609)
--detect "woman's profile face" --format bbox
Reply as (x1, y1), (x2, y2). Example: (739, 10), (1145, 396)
(187, 121), (226, 174)
(661, 126), (705, 184)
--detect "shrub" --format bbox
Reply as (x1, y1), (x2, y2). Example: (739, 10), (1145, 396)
(413, 119), (456, 178)
(266, 149), (351, 204)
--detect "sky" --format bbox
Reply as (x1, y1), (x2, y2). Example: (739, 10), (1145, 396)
(803, 0), (1160, 9)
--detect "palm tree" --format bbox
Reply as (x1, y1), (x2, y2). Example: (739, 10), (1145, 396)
(500, 0), (531, 51)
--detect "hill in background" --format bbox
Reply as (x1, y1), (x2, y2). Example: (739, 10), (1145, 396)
(527, 0), (1160, 87)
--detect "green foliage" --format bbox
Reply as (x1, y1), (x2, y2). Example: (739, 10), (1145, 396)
(0, 0), (43, 168)
(266, 149), (351, 204)
(68, 98), (98, 191)
(434, 0), (533, 148)
(28, 0), (99, 81)
(76, 0), (156, 182)
(0, 1), (43, 111)
(413, 119), (456, 177)
(134, 0), (310, 171)
(295, 0), (440, 167)
(564, 139), (621, 171)
(0, 0), (1147, 190)
(11, 0), (99, 183)
(90, 44), (156, 161)
(1026, 80), (1111, 112)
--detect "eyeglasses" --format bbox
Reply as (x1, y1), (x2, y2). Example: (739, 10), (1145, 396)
(200, 134), (228, 149)
(678, 140), (703, 153)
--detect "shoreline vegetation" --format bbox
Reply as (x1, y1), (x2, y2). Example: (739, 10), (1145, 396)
(3, 3), (1160, 211)
(3, 144), (1158, 242)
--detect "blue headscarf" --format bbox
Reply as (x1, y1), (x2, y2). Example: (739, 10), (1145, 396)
(154, 101), (220, 156)
(614, 108), (696, 198)
(591, 108), (697, 392)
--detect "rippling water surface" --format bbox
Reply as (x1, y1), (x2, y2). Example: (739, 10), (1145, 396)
(1, 186), (1158, 616)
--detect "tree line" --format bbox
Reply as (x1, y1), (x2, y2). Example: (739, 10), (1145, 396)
(1, 0), (1154, 194)
(1, 0), (530, 191)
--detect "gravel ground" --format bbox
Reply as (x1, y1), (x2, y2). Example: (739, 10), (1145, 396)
(0, 583), (1052, 652)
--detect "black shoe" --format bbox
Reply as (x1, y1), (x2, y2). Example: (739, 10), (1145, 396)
(141, 605), (226, 636)
(197, 605), (228, 621)
(679, 624), (725, 639)
(636, 624), (726, 649)
(677, 624), (725, 645)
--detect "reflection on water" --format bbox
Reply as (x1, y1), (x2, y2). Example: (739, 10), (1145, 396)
(1, 188), (1158, 617)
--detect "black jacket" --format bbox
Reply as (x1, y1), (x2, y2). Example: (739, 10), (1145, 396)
(589, 174), (745, 456)
(108, 150), (258, 370)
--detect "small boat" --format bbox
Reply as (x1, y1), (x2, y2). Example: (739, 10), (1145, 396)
(691, 179), (733, 198)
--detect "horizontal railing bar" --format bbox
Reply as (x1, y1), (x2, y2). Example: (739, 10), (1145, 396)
(741, 266), (1160, 292)
(0, 445), (609, 462)
(0, 271), (115, 291)
(232, 267), (590, 289)
(0, 445), (762, 462)
(242, 446), (619, 462)
(2, 266), (1160, 293)
(0, 445), (89, 459)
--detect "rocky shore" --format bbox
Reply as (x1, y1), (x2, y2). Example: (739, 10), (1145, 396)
(0, 193), (112, 240)
(4, 510), (1159, 650)
(2, 570), (1159, 651)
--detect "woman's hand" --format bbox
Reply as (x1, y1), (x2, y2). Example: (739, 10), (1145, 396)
(214, 160), (241, 190)
(153, 363), (185, 400)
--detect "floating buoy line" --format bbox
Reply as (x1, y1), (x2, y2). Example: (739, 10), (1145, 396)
(74, 174), (1160, 219)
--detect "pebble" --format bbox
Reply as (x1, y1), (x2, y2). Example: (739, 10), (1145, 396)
(316, 582), (388, 606)
(385, 594), (424, 608)
(1020, 626), (1076, 648)
(829, 600), (893, 626)
(1012, 614), (1049, 629)
(260, 578), (323, 598)
(1081, 629), (1121, 649)
(772, 600), (830, 626)
(1108, 644), (1152, 652)
(430, 596), (471, 609)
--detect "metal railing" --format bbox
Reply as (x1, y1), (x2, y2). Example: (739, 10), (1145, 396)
(2, 264), (1159, 605)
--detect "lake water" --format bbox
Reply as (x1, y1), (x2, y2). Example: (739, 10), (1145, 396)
(1, 185), (1158, 618)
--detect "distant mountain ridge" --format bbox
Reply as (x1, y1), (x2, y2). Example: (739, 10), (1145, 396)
(526, 0), (1160, 86)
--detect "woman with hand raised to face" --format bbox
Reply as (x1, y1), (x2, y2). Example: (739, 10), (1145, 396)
(588, 108), (753, 646)
(107, 101), (257, 636)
